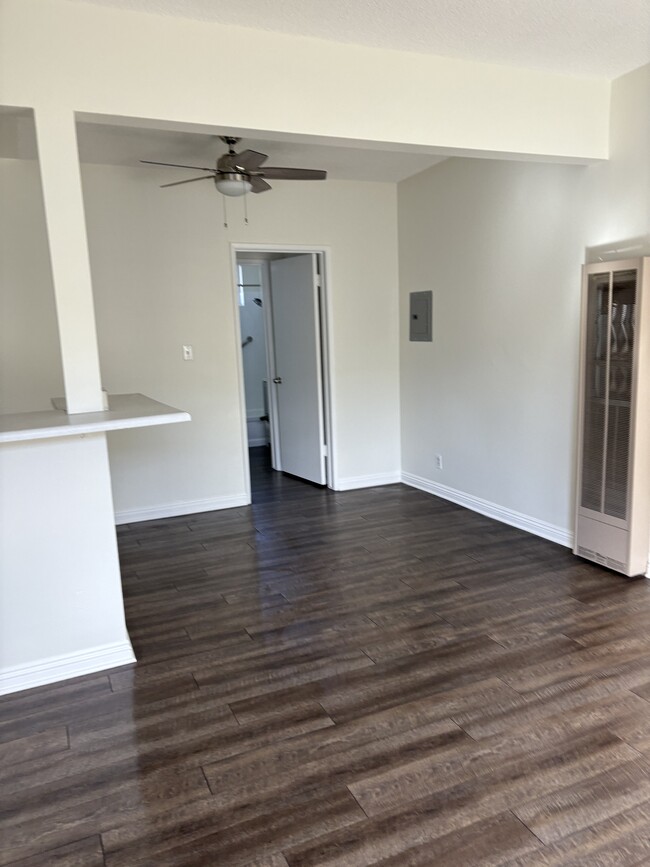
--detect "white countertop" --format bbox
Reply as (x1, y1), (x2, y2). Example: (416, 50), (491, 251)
(0, 394), (191, 443)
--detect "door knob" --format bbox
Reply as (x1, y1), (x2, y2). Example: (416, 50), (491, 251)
(273, 377), (283, 384)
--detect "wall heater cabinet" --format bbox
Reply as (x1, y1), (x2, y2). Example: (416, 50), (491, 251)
(575, 257), (650, 576)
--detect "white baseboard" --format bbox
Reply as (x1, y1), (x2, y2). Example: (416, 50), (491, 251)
(115, 494), (249, 525)
(0, 640), (136, 696)
(335, 472), (402, 492)
(401, 471), (573, 548)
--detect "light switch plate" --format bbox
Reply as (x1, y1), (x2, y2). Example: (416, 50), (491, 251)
(182, 344), (193, 361)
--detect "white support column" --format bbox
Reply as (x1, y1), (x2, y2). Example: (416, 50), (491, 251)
(33, 107), (103, 413)
(0, 105), (135, 695)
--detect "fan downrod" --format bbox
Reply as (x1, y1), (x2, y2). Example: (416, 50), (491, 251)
(219, 136), (241, 153)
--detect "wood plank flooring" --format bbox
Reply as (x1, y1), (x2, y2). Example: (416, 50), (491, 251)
(4, 447), (650, 864)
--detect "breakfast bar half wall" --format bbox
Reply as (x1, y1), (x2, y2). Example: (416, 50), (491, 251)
(0, 394), (190, 695)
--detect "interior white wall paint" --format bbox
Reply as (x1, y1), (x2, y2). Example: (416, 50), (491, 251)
(581, 64), (650, 257)
(81, 164), (400, 512)
(80, 164), (247, 512)
(239, 269), (268, 417)
(0, 434), (132, 677)
(399, 64), (650, 541)
(399, 158), (585, 533)
(0, 0), (609, 162)
(0, 159), (65, 413)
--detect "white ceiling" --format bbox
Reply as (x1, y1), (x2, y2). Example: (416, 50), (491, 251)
(74, 123), (448, 183)
(6, 1), (649, 182)
(73, 0), (650, 79)
(0, 113), (448, 182)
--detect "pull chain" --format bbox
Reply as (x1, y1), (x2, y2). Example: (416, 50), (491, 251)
(221, 190), (251, 228)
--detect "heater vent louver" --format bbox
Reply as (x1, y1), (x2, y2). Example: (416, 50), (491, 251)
(580, 271), (636, 521)
(577, 546), (607, 566)
(576, 546), (627, 575)
(575, 258), (650, 578)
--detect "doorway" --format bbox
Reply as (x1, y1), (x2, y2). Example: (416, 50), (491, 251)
(233, 245), (334, 501)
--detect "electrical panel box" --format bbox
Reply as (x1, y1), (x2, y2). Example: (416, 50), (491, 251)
(409, 291), (432, 342)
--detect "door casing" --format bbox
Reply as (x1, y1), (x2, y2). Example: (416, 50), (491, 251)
(230, 243), (336, 502)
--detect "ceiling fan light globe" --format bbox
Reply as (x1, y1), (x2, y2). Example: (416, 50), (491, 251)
(214, 173), (252, 197)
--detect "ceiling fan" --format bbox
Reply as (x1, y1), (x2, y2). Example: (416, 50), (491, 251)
(140, 136), (327, 197)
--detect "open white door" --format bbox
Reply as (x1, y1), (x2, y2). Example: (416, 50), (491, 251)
(270, 254), (326, 485)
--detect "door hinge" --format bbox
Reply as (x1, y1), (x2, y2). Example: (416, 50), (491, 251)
(321, 444), (328, 457)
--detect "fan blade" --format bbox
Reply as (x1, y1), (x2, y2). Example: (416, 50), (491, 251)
(232, 149), (268, 171)
(261, 167), (327, 181)
(249, 175), (272, 194)
(160, 175), (215, 188)
(141, 159), (216, 172)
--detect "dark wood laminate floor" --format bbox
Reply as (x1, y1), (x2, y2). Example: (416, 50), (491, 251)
(4, 448), (650, 865)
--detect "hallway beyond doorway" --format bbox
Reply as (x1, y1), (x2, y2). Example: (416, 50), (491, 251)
(249, 446), (328, 504)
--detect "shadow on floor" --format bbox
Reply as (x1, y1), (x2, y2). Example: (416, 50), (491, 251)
(248, 446), (329, 505)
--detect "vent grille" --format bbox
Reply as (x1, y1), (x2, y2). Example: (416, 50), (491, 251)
(581, 404), (605, 511)
(604, 401), (630, 519)
(580, 269), (636, 522)
(577, 546), (627, 575)
(581, 275), (609, 512)
(577, 545), (608, 566)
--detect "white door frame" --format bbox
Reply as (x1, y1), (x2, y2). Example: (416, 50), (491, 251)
(230, 243), (336, 502)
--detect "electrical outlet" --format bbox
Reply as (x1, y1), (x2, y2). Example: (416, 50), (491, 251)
(435, 454), (443, 470)
(182, 344), (193, 361)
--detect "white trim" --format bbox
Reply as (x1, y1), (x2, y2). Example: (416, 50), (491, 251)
(230, 247), (253, 504)
(0, 640), (135, 696)
(261, 261), (282, 471)
(319, 251), (337, 489)
(336, 472), (402, 491)
(402, 471), (573, 548)
(115, 494), (249, 525)
(231, 243), (336, 491)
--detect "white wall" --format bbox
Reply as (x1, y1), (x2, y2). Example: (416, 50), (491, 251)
(0, 434), (134, 693)
(239, 265), (268, 419)
(0, 159), (64, 413)
(0, 0), (610, 163)
(399, 63), (650, 544)
(399, 158), (585, 540)
(582, 64), (650, 257)
(80, 165), (400, 518)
